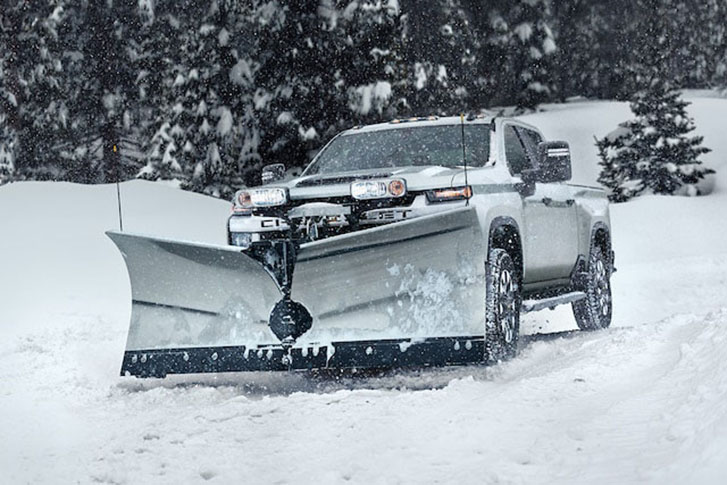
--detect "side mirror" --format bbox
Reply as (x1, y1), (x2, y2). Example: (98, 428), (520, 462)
(536, 141), (572, 183)
(261, 163), (286, 185)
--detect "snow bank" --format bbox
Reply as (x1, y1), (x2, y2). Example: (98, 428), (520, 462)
(0, 181), (228, 342)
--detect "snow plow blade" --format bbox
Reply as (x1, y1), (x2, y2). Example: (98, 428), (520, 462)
(108, 207), (486, 377)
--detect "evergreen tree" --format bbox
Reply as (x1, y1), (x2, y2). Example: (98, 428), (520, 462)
(138, 121), (184, 181)
(1, 1), (69, 180)
(133, 2), (185, 183)
(549, 0), (631, 100)
(668, 0), (727, 89)
(468, 0), (556, 109)
(0, 111), (14, 183)
(0, 4), (20, 184)
(398, 0), (477, 115)
(333, 0), (403, 123)
(135, 2), (192, 184)
(0, 37), (17, 183)
(597, 79), (713, 201)
(176, 0), (250, 198)
(249, 0), (403, 181)
(69, 0), (141, 183)
(137, 1), (254, 197)
(250, 1), (337, 179)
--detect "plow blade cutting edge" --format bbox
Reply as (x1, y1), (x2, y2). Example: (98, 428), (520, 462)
(108, 207), (487, 377)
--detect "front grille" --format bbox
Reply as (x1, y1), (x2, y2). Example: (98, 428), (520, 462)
(253, 193), (418, 222)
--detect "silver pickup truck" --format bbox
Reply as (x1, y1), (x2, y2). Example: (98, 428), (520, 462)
(227, 115), (614, 362)
(108, 115), (614, 377)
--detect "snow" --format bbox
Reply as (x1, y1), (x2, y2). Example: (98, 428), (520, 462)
(2, 97), (727, 483)
(216, 107), (233, 136)
(218, 28), (230, 47)
(276, 111), (293, 125)
(542, 36), (556, 55)
(229, 59), (252, 86)
(514, 22), (533, 42)
(350, 81), (392, 115)
(414, 62), (427, 90)
(298, 126), (318, 141)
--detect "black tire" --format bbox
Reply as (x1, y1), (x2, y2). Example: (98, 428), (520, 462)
(485, 248), (521, 363)
(572, 244), (612, 330)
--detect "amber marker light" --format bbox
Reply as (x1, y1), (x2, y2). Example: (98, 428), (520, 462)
(237, 191), (252, 208)
(426, 186), (472, 203)
(388, 179), (406, 197)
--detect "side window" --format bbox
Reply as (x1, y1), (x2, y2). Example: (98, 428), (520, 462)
(504, 125), (531, 175)
(517, 128), (543, 168)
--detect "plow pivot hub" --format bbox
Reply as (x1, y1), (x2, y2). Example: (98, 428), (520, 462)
(269, 298), (313, 342)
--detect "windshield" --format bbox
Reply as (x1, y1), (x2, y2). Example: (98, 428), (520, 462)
(305, 124), (491, 175)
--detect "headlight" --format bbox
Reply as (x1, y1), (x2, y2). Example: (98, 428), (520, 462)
(426, 186), (472, 203)
(351, 178), (407, 200)
(235, 188), (287, 209)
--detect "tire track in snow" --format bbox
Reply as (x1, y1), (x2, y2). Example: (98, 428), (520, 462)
(9, 310), (718, 484)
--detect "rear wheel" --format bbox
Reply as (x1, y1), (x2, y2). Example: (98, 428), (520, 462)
(485, 248), (521, 363)
(572, 244), (612, 330)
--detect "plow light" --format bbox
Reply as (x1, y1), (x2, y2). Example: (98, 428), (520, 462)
(230, 232), (253, 249)
(351, 178), (407, 200)
(236, 188), (288, 209)
(426, 186), (472, 203)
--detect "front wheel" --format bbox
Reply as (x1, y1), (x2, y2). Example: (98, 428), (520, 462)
(572, 244), (612, 330)
(485, 248), (521, 363)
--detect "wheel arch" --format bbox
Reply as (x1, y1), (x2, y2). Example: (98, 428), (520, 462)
(590, 221), (613, 270)
(488, 216), (523, 285)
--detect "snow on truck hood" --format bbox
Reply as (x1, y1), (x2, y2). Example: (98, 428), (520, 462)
(280, 165), (480, 199)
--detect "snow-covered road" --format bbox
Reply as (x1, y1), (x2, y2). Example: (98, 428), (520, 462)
(2, 96), (727, 483)
(3, 292), (727, 483)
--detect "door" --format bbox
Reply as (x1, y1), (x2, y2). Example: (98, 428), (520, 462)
(503, 124), (579, 285)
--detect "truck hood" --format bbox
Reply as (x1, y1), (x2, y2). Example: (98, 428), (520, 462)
(280, 165), (476, 200)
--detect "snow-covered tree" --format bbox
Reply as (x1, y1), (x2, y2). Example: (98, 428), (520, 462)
(667, 0), (727, 89)
(597, 79), (713, 201)
(549, 0), (632, 100)
(1, 1), (71, 180)
(138, 122), (184, 181)
(397, 0), (478, 115)
(173, 1), (251, 197)
(474, 0), (556, 109)
(0, 55), (17, 184)
(72, 0), (142, 183)
(334, 0), (403, 122)
(250, 1), (335, 177)
(136, 1), (254, 197)
(0, 118), (14, 184)
(248, 1), (404, 181)
(133, 3), (184, 183)
(5, 0), (727, 196)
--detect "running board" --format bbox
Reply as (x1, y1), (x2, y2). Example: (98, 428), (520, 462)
(522, 291), (586, 313)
